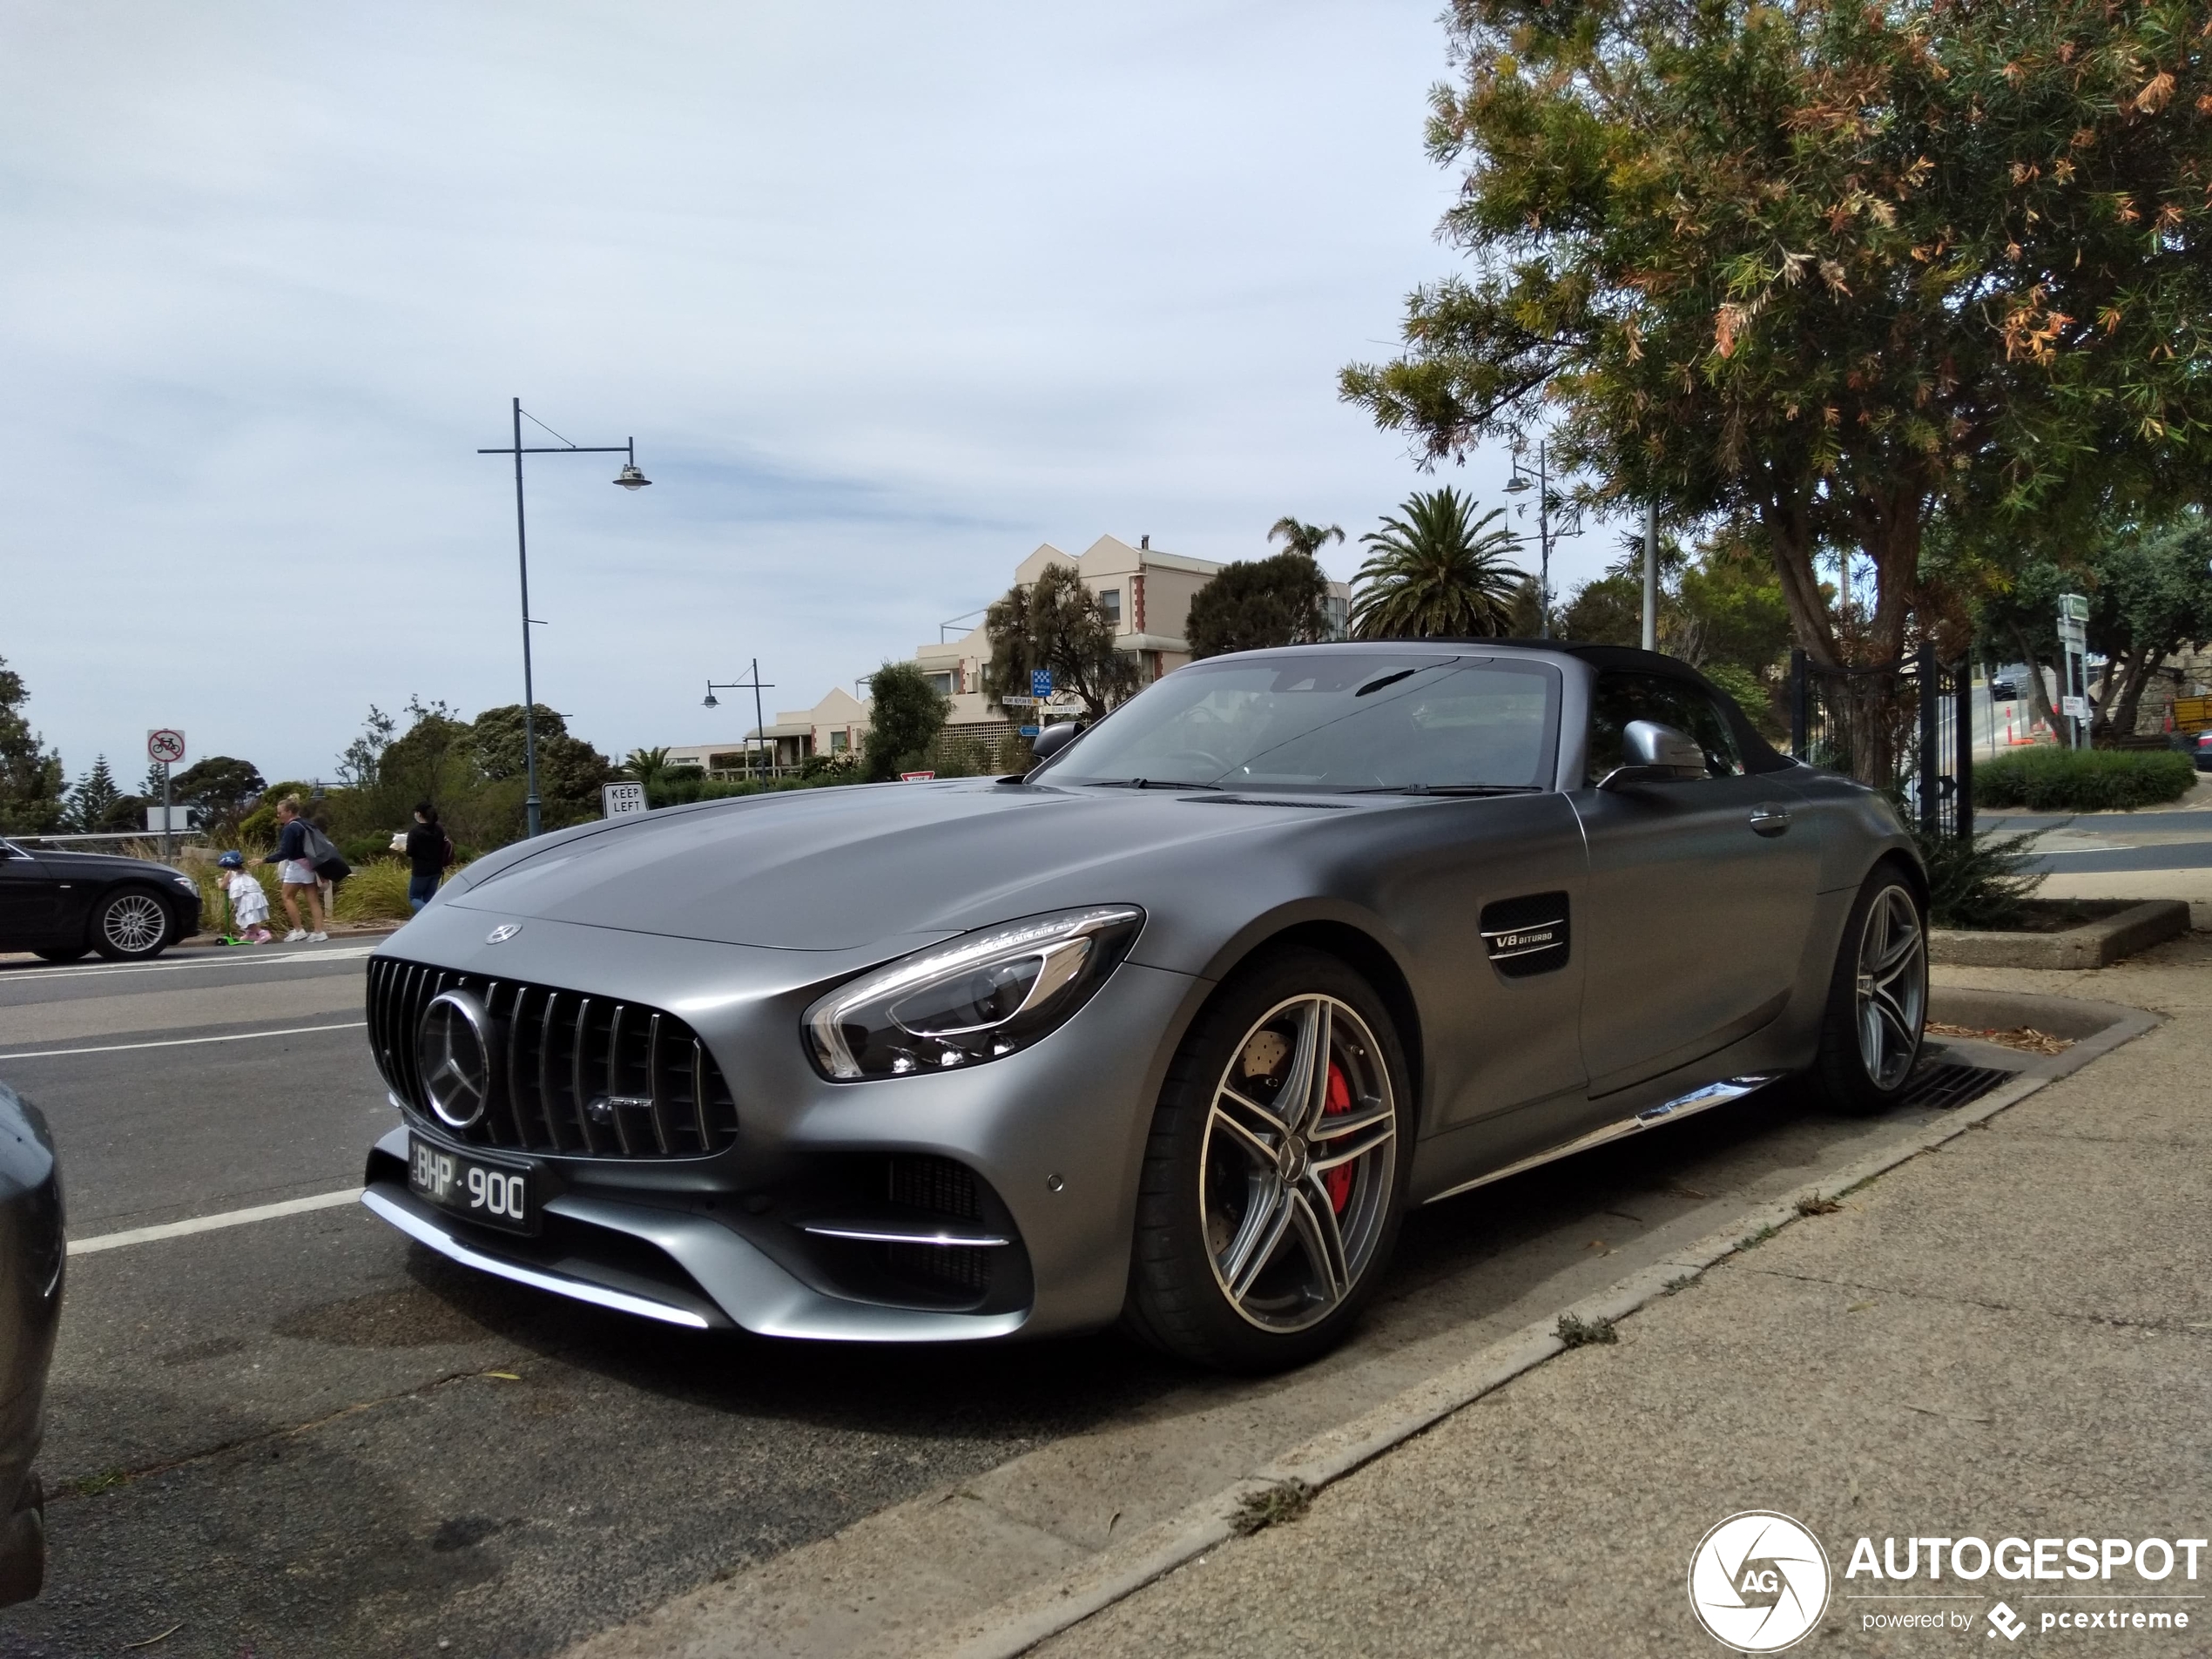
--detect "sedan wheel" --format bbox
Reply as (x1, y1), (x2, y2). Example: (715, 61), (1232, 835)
(1811, 867), (1926, 1114)
(91, 889), (174, 961)
(1128, 948), (1410, 1371)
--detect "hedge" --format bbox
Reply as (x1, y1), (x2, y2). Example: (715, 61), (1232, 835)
(1975, 746), (2197, 812)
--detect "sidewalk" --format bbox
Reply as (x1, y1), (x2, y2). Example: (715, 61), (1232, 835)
(1034, 934), (2212, 1656)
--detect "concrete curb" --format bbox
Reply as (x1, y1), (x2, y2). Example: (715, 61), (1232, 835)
(1930, 899), (2190, 968)
(922, 997), (2165, 1659)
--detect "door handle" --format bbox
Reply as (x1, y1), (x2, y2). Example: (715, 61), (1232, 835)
(1749, 805), (1792, 837)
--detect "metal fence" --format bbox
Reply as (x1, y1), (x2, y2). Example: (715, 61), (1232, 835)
(1789, 643), (1972, 841)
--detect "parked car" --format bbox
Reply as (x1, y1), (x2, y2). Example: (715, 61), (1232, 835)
(0, 841), (201, 962)
(1989, 678), (2019, 703)
(2195, 730), (2212, 772)
(359, 643), (1926, 1371)
(0, 1082), (63, 1605)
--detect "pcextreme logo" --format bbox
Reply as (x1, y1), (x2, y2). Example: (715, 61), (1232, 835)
(1688, 1511), (1832, 1652)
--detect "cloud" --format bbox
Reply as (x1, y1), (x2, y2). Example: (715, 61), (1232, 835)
(0, 0), (1615, 783)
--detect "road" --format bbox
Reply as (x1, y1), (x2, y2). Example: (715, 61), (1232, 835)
(0, 938), (2027, 1658)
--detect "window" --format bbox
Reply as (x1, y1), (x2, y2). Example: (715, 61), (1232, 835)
(924, 672), (954, 698)
(830, 730), (849, 753)
(1042, 654), (1559, 791)
(1584, 671), (1743, 785)
(1099, 589), (1122, 626)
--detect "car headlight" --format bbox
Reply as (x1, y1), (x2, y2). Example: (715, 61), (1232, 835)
(172, 874), (197, 892)
(805, 906), (1143, 1081)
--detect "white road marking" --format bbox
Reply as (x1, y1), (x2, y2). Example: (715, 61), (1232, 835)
(0, 1022), (368, 1062)
(69, 1188), (364, 1256)
(0, 945), (378, 985)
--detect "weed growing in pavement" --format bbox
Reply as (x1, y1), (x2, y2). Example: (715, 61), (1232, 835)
(1736, 1224), (1779, 1251)
(1795, 1194), (1843, 1217)
(1231, 1479), (1312, 1535)
(1662, 1273), (1698, 1295)
(66, 1468), (130, 1498)
(1555, 1312), (1618, 1347)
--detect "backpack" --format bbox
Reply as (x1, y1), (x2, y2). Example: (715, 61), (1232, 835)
(300, 821), (350, 883)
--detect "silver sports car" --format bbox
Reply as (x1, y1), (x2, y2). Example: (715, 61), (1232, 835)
(361, 643), (1926, 1371)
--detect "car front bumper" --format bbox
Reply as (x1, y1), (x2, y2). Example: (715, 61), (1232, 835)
(361, 907), (1207, 1342)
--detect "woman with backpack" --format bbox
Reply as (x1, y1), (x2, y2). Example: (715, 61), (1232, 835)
(260, 796), (329, 943)
(404, 802), (451, 913)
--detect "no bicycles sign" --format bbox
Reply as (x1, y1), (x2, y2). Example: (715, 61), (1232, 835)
(145, 728), (186, 766)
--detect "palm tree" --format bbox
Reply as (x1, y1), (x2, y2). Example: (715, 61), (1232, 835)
(623, 745), (672, 786)
(1267, 516), (1346, 560)
(1350, 488), (1525, 638)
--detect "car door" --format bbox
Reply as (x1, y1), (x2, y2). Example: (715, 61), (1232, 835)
(0, 843), (61, 944)
(1569, 670), (1821, 1095)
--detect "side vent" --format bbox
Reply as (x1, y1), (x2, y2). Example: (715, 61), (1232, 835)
(1480, 892), (1571, 978)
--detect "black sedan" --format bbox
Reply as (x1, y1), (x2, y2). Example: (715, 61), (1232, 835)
(0, 1082), (62, 1604)
(0, 840), (202, 962)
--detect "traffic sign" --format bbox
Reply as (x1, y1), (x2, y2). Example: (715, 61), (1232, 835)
(1019, 725), (1041, 738)
(145, 728), (186, 765)
(602, 782), (647, 819)
(899, 770), (937, 782)
(1030, 669), (1053, 698)
(1001, 695), (1039, 706)
(2060, 695), (2089, 720)
(2058, 592), (2091, 623)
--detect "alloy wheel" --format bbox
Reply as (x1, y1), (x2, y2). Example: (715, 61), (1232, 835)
(1199, 994), (1398, 1333)
(101, 893), (168, 954)
(1854, 886), (1925, 1090)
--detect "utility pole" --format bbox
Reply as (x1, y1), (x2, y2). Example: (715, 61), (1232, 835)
(1641, 500), (1659, 652)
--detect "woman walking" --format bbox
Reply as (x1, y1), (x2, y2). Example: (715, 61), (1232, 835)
(404, 803), (448, 913)
(260, 797), (328, 943)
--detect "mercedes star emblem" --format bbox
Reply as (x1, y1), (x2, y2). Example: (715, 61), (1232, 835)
(486, 923), (523, 944)
(416, 988), (498, 1130)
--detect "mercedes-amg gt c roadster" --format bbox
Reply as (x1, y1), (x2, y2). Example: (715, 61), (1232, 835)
(360, 642), (1925, 1371)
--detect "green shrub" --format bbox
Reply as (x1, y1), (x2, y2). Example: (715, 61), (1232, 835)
(1976, 746), (2196, 812)
(1912, 825), (2045, 929)
(334, 859), (415, 921)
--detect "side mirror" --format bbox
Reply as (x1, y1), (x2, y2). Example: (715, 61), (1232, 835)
(1597, 719), (1710, 789)
(1028, 721), (1086, 764)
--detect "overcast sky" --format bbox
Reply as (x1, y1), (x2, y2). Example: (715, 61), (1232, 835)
(1, 1), (1627, 787)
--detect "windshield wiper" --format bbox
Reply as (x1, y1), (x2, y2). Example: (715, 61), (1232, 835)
(1354, 667), (1420, 697)
(1084, 778), (1223, 791)
(1349, 783), (1543, 796)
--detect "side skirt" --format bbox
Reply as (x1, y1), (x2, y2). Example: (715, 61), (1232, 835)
(1420, 1073), (1784, 1207)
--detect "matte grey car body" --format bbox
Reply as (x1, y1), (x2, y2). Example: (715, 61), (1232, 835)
(360, 643), (1923, 1361)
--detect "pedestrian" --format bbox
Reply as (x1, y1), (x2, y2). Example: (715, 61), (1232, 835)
(404, 802), (450, 913)
(217, 851), (273, 943)
(260, 796), (328, 943)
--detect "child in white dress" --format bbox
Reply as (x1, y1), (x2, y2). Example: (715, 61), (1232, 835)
(218, 851), (273, 943)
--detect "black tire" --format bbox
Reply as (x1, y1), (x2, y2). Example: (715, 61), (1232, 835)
(1125, 947), (1413, 1372)
(1809, 864), (1927, 1116)
(89, 887), (177, 961)
(32, 947), (87, 964)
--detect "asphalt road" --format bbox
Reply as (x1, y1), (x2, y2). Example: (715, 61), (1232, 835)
(0, 939), (2024, 1659)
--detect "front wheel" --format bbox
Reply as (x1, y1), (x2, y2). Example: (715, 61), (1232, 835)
(1125, 948), (1412, 1372)
(91, 887), (177, 961)
(1809, 866), (1927, 1115)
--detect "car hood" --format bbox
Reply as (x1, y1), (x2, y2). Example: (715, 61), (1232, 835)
(438, 779), (1370, 950)
(26, 849), (181, 883)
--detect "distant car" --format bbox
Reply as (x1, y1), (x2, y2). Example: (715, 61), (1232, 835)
(0, 1082), (62, 1605)
(1989, 678), (2019, 702)
(0, 840), (202, 962)
(2195, 731), (2212, 772)
(360, 642), (1926, 1372)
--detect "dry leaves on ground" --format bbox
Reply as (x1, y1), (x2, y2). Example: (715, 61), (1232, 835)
(1926, 1020), (2072, 1055)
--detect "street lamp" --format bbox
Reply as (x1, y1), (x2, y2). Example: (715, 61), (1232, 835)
(704, 660), (774, 779)
(1505, 438), (1583, 640)
(479, 399), (651, 839)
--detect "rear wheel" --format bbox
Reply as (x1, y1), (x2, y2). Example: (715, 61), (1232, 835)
(1125, 948), (1411, 1372)
(91, 887), (176, 961)
(1809, 866), (1926, 1115)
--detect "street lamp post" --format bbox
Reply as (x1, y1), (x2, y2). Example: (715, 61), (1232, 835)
(1504, 439), (1583, 639)
(479, 398), (651, 839)
(703, 661), (774, 779)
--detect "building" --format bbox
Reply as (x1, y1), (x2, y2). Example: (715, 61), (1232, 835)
(914, 534), (1349, 744)
(664, 686), (871, 775)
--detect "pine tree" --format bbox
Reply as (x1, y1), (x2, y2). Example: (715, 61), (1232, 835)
(65, 756), (126, 834)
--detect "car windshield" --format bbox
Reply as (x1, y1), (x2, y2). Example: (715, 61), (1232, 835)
(1038, 654), (1559, 792)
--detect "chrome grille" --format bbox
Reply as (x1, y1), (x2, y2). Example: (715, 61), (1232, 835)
(367, 955), (738, 1158)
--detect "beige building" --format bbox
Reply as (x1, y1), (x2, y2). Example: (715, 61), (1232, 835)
(914, 534), (1347, 742)
(665, 685), (872, 774)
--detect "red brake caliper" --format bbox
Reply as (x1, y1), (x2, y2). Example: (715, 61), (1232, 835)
(1322, 1061), (1354, 1213)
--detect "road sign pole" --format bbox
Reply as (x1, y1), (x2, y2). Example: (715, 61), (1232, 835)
(161, 762), (172, 860)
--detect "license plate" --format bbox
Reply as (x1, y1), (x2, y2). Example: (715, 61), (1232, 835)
(408, 1135), (538, 1235)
